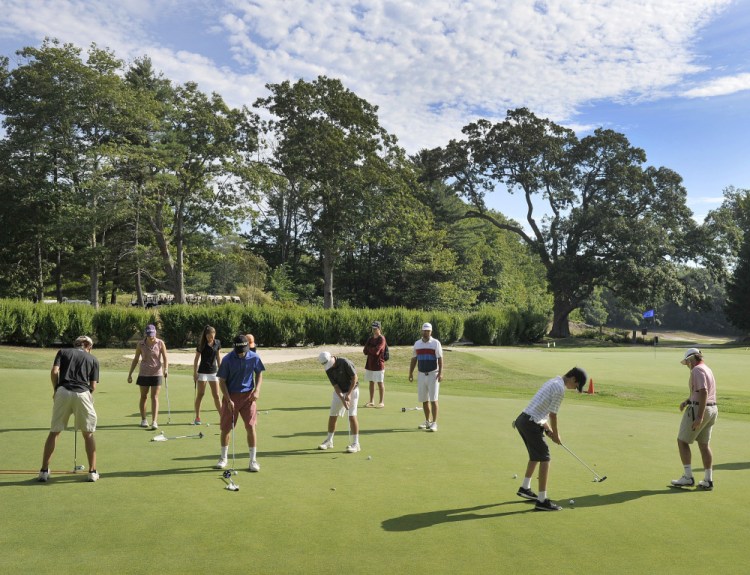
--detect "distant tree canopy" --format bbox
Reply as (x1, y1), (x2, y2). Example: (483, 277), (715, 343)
(1, 40), (739, 339)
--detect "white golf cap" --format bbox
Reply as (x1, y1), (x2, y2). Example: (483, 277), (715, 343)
(421, 322), (432, 331)
(681, 348), (702, 364)
(318, 351), (335, 370)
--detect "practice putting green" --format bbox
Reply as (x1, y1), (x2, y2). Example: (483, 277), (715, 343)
(1, 345), (748, 574)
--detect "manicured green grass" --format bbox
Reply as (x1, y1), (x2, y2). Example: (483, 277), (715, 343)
(1, 344), (749, 574)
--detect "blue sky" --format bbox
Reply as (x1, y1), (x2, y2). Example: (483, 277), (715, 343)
(1, 0), (748, 224)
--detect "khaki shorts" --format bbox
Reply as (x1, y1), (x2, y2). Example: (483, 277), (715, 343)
(50, 387), (97, 432)
(417, 371), (440, 403)
(678, 405), (718, 444)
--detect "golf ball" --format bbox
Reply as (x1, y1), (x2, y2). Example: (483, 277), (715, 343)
(513, 474), (518, 479)
(569, 499), (575, 505)
(367, 455), (372, 460)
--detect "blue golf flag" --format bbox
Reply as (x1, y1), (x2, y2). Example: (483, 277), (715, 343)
(642, 309), (655, 319)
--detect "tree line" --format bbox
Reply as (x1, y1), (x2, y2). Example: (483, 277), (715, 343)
(1, 40), (748, 337)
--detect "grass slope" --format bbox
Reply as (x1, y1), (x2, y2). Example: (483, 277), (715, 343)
(1, 344), (749, 574)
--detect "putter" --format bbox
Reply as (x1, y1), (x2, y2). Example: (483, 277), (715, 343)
(222, 409), (239, 490)
(560, 442), (607, 482)
(164, 374), (171, 424)
(402, 406), (420, 412)
(150, 431), (204, 442)
(73, 413), (84, 472)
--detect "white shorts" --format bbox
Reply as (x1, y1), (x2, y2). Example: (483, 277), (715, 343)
(365, 369), (385, 383)
(328, 387), (360, 417)
(50, 387), (97, 432)
(417, 371), (440, 403)
(196, 373), (219, 383)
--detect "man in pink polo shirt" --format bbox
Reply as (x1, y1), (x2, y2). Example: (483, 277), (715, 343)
(671, 348), (718, 490)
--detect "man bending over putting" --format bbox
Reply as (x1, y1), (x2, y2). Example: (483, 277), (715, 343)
(214, 335), (265, 472)
(513, 367), (588, 511)
(317, 352), (361, 453)
(39, 335), (100, 483)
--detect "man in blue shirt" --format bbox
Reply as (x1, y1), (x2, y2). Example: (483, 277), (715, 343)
(214, 335), (265, 472)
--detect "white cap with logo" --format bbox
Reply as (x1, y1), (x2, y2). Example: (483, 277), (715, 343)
(318, 351), (335, 370)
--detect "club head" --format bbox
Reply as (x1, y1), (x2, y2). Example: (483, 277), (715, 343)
(401, 407), (406, 412)
(595, 476), (608, 483)
(74, 465), (85, 471)
(151, 433), (168, 442)
(198, 432), (204, 439)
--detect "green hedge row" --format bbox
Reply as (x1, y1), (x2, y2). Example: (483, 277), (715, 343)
(463, 304), (550, 346)
(0, 299), (154, 347)
(0, 299), (549, 348)
(157, 305), (464, 348)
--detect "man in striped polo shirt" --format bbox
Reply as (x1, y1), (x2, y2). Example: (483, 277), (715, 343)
(513, 367), (588, 511)
(408, 322), (443, 432)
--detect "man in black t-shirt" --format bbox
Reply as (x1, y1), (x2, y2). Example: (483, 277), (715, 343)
(317, 352), (361, 453)
(38, 335), (100, 483)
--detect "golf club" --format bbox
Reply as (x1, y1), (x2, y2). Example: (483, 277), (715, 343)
(223, 410), (238, 487)
(73, 413), (84, 472)
(164, 373), (171, 424)
(150, 431), (204, 442)
(560, 442), (607, 483)
(402, 406), (420, 412)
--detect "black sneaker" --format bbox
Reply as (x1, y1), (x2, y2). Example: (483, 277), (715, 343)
(517, 487), (538, 501)
(534, 498), (563, 511)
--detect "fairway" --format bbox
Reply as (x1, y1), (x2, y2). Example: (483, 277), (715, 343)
(2, 345), (749, 574)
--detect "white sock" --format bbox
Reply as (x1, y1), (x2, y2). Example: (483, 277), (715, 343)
(221, 446), (228, 459)
(522, 477), (532, 490)
(250, 447), (257, 461)
(352, 434), (359, 445)
(538, 490), (547, 502)
(684, 465), (693, 478)
(705, 468), (713, 481)
(326, 432), (334, 442)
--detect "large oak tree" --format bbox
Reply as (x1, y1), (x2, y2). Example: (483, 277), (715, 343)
(439, 108), (705, 337)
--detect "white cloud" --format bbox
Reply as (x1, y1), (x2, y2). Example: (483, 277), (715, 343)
(682, 72), (750, 97)
(0, 0), (740, 154)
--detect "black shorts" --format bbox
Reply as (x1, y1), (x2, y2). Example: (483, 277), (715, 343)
(137, 375), (163, 387)
(514, 412), (550, 462)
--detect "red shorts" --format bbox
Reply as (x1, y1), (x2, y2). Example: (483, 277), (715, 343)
(220, 392), (257, 432)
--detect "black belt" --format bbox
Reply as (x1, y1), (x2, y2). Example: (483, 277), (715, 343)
(689, 401), (716, 406)
(420, 371), (437, 375)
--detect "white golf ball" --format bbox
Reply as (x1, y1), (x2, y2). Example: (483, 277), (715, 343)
(569, 499), (575, 505)
(513, 474), (518, 479)
(206, 423), (210, 426)
(367, 455), (372, 460)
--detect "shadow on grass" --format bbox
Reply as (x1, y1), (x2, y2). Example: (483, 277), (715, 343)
(566, 488), (693, 508)
(384, 488), (696, 530)
(382, 502), (533, 530)
(714, 461), (750, 471)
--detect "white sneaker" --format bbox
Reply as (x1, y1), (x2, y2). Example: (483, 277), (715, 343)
(87, 471), (99, 482)
(214, 458), (228, 469)
(140, 419), (149, 428)
(318, 440), (334, 450)
(429, 422), (438, 432)
(418, 421), (430, 429)
(697, 479), (713, 490)
(150, 421), (159, 430)
(346, 443), (361, 453)
(38, 470), (50, 482)
(671, 475), (694, 487)
(248, 460), (260, 472)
